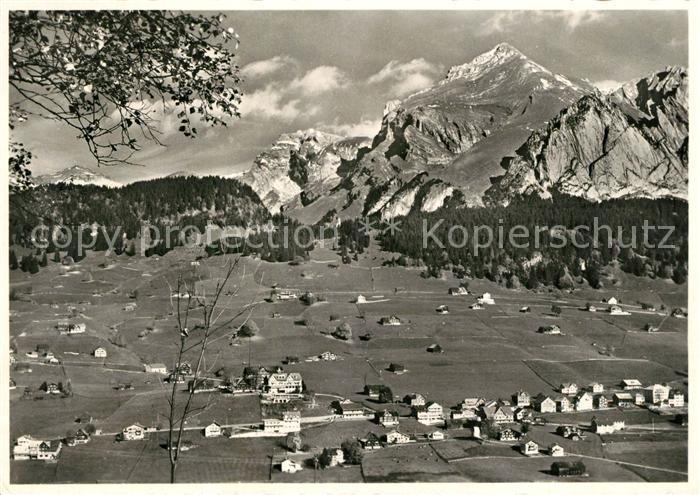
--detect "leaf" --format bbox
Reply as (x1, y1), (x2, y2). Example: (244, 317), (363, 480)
(178, 125), (186, 132)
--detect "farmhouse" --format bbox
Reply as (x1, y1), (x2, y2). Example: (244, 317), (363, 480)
(669, 391), (685, 408)
(415, 402), (444, 425)
(574, 392), (594, 411)
(74, 429), (90, 445)
(538, 324), (561, 335)
(144, 363), (168, 374)
(595, 395), (609, 409)
(448, 287), (468, 296)
(13, 435), (43, 459)
(608, 305), (630, 315)
(671, 308), (686, 318)
(122, 423), (145, 441)
(319, 351), (337, 361)
(560, 383), (578, 395)
(45, 383), (60, 394)
(606, 297), (618, 305)
(645, 384), (671, 404)
(436, 305), (449, 314)
(188, 378), (218, 393)
(477, 293), (495, 305)
(499, 428), (520, 442)
(591, 418), (625, 434)
(404, 393), (426, 407)
(590, 383), (604, 394)
(267, 372), (303, 395)
(378, 410), (400, 427)
(586, 303), (599, 312)
(482, 402), (514, 424)
(365, 384), (385, 400)
(514, 390), (531, 408)
(552, 461), (586, 477)
(263, 411), (301, 433)
(521, 440), (539, 456)
(557, 396), (573, 413)
(93, 347), (107, 358)
(276, 290), (297, 300)
(557, 425), (584, 440)
(388, 363), (406, 374)
(37, 440), (62, 461)
(123, 302), (137, 312)
(203, 422), (222, 438)
(621, 379), (643, 390)
(280, 458), (303, 473)
(339, 402), (366, 419)
(514, 407), (531, 422)
(470, 303), (484, 310)
(379, 315), (402, 326)
(549, 443), (565, 457)
(328, 449), (345, 466)
(385, 430), (411, 444)
(361, 433), (382, 450)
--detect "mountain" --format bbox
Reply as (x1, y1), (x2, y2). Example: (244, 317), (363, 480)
(239, 129), (372, 215)
(485, 66), (688, 204)
(274, 43), (595, 223)
(34, 165), (122, 188)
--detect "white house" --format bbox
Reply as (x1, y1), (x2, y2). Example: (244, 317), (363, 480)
(93, 347), (107, 358)
(204, 422), (222, 438)
(521, 440), (539, 456)
(385, 430), (411, 444)
(590, 383), (604, 394)
(428, 430), (445, 441)
(669, 391), (685, 408)
(281, 458), (303, 473)
(122, 423), (145, 441)
(622, 379), (643, 390)
(263, 411), (301, 434)
(339, 402), (366, 419)
(13, 435), (43, 459)
(557, 396), (574, 413)
(514, 390), (531, 408)
(478, 293), (495, 305)
(267, 372), (303, 395)
(37, 440), (62, 461)
(144, 363), (168, 374)
(549, 443), (565, 457)
(355, 295), (367, 304)
(609, 305), (630, 315)
(575, 392), (594, 412)
(470, 303), (484, 310)
(329, 449), (345, 467)
(591, 418), (625, 434)
(644, 384), (671, 404)
(560, 383), (578, 395)
(448, 287), (468, 296)
(406, 393), (426, 407)
(378, 410), (400, 427)
(416, 402), (444, 425)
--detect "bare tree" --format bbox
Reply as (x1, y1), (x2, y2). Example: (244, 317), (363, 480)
(164, 257), (258, 483)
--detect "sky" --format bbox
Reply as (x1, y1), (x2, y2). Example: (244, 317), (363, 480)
(12, 10), (688, 184)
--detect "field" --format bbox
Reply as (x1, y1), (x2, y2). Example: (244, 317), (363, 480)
(9, 241), (688, 483)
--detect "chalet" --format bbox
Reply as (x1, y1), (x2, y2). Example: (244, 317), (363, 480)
(428, 430), (445, 441)
(122, 423), (145, 441)
(461, 397), (485, 410)
(671, 308), (686, 318)
(478, 293), (495, 305)
(574, 392), (594, 412)
(379, 315), (402, 326)
(123, 302), (137, 312)
(280, 458), (303, 473)
(560, 383), (578, 395)
(385, 430), (411, 444)
(144, 363), (168, 374)
(93, 347), (107, 358)
(355, 295), (367, 304)
(514, 390), (531, 408)
(614, 393), (634, 407)
(521, 440), (539, 456)
(361, 433), (382, 450)
(13, 435), (43, 459)
(364, 384), (385, 400)
(267, 372), (303, 395)
(621, 379), (643, 390)
(645, 384), (671, 404)
(669, 391), (685, 408)
(404, 393), (426, 407)
(378, 410), (400, 427)
(37, 440), (62, 461)
(538, 325), (561, 335)
(263, 411), (301, 433)
(427, 344), (443, 354)
(606, 297), (618, 305)
(415, 402), (444, 425)
(549, 443), (565, 457)
(329, 448), (345, 466)
(74, 429), (90, 445)
(319, 351), (337, 361)
(243, 366), (271, 390)
(388, 363), (406, 374)
(339, 402), (366, 419)
(482, 402), (514, 424)
(595, 395), (609, 409)
(499, 428), (520, 442)
(436, 305), (449, 314)
(590, 383), (604, 394)
(470, 303), (484, 310)
(520, 306), (531, 313)
(203, 422), (222, 438)
(551, 461), (586, 477)
(591, 418), (625, 434)
(448, 287), (468, 296)
(514, 407), (532, 422)
(557, 396), (573, 413)
(634, 392), (646, 406)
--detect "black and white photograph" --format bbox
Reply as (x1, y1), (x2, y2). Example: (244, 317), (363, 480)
(2, 2), (695, 489)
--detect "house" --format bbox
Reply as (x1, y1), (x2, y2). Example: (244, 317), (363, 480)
(595, 395), (609, 409)
(122, 423), (145, 441)
(364, 384), (385, 400)
(614, 392), (635, 407)
(645, 384), (671, 404)
(167, 372), (186, 384)
(378, 410), (400, 427)
(591, 418), (625, 434)
(10, 378), (17, 390)
(339, 402), (366, 419)
(461, 397), (485, 410)
(361, 433), (382, 450)
(436, 305), (449, 314)
(621, 379), (643, 390)
(427, 430), (445, 441)
(404, 393), (426, 407)
(499, 428), (520, 442)
(634, 392), (646, 406)
(514, 390), (531, 408)
(57, 322), (86, 335)
(427, 344), (443, 354)
(415, 402), (444, 425)
(280, 458), (303, 473)
(557, 396), (573, 413)
(276, 290), (297, 300)
(319, 351), (337, 361)
(560, 383), (578, 395)
(538, 325), (562, 335)
(669, 391), (685, 408)
(534, 394), (556, 413)
(575, 392), (594, 411)
(13, 435), (43, 459)
(609, 305), (629, 315)
(188, 378), (218, 393)
(203, 422), (222, 438)
(25, 351), (38, 359)
(46, 383), (60, 394)
(590, 383), (604, 394)
(470, 303), (484, 310)
(448, 287), (468, 296)
(355, 294), (367, 304)
(388, 363), (406, 374)
(329, 448), (345, 467)
(482, 402), (514, 424)
(514, 407), (532, 422)
(586, 303), (599, 312)
(549, 443), (565, 457)
(478, 293), (495, 305)
(263, 411), (301, 433)
(521, 440), (539, 456)
(93, 347), (107, 358)
(144, 363), (168, 374)
(74, 429), (90, 444)
(379, 315), (402, 326)
(37, 440), (62, 461)
(520, 306), (531, 313)
(267, 372), (303, 395)
(557, 425), (584, 440)
(123, 302), (137, 312)
(551, 461), (586, 477)
(385, 430), (411, 444)
(671, 308), (686, 318)
(606, 297), (618, 305)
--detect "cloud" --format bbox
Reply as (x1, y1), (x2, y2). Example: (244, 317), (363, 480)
(367, 58), (442, 97)
(319, 118), (382, 138)
(592, 79), (623, 94)
(290, 65), (349, 95)
(479, 11), (605, 35)
(241, 55), (297, 79)
(239, 84), (304, 121)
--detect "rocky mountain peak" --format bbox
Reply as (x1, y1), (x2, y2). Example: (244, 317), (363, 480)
(35, 165), (122, 188)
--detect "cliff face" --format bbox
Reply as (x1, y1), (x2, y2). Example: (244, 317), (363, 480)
(485, 66), (688, 204)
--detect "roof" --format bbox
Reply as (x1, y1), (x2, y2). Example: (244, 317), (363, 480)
(340, 402), (364, 411)
(147, 363), (167, 368)
(615, 392), (634, 400)
(622, 379), (642, 385)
